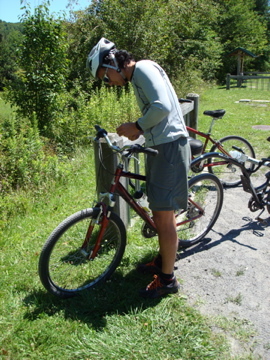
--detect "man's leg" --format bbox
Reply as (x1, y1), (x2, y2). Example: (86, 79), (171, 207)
(139, 209), (180, 298)
(152, 210), (178, 275)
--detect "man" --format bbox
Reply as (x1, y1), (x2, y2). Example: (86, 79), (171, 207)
(87, 38), (190, 298)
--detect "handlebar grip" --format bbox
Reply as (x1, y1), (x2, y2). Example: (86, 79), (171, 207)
(129, 144), (158, 156)
(94, 125), (108, 140)
(143, 147), (159, 156)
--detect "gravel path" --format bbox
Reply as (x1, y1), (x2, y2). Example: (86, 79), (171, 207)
(175, 175), (270, 359)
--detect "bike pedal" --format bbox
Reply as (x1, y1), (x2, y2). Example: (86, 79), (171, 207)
(256, 217), (267, 225)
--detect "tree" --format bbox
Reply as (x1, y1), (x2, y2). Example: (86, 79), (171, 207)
(60, 0), (269, 89)
(254, 0), (269, 16)
(66, 0), (223, 89)
(64, 6), (104, 92)
(0, 21), (23, 90)
(6, 1), (69, 137)
(253, 0), (270, 70)
(97, 0), (224, 80)
(213, 0), (268, 78)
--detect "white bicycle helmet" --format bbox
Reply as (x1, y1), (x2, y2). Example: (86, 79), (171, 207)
(86, 37), (118, 78)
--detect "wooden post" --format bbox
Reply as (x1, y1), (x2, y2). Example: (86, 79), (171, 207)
(93, 133), (130, 227)
(186, 93), (199, 137)
(93, 133), (145, 228)
(226, 73), (231, 90)
(180, 100), (193, 128)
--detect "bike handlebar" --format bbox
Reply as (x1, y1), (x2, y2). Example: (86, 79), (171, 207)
(94, 125), (108, 139)
(94, 125), (159, 157)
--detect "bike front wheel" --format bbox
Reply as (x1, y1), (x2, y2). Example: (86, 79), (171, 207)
(39, 208), (126, 298)
(209, 135), (255, 187)
(177, 173), (223, 249)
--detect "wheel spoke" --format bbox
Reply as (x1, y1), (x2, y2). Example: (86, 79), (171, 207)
(39, 209), (126, 298)
(176, 173), (223, 247)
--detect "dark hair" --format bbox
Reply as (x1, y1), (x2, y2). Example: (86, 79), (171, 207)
(115, 50), (135, 69)
(102, 49), (135, 69)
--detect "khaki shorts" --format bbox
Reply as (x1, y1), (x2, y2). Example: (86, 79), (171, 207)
(146, 137), (190, 211)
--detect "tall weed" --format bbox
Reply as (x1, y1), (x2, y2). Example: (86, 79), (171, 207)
(49, 84), (140, 153)
(0, 115), (60, 193)
(0, 109), (73, 229)
(0, 85), (139, 227)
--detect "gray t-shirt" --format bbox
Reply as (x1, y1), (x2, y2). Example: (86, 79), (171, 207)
(131, 60), (188, 147)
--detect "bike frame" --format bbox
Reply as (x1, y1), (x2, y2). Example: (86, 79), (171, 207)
(186, 125), (233, 168)
(191, 152), (270, 214)
(179, 99), (248, 170)
(87, 162), (204, 260)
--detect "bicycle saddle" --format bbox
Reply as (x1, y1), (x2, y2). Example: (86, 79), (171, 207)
(188, 137), (203, 156)
(203, 109), (226, 118)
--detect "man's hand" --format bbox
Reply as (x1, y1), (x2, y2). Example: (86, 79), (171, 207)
(116, 122), (143, 141)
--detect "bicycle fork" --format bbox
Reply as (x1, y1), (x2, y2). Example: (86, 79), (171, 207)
(80, 193), (116, 260)
(80, 165), (126, 260)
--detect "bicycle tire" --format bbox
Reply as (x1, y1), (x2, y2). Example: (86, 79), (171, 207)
(267, 191), (270, 214)
(39, 208), (126, 299)
(208, 135), (255, 187)
(177, 173), (223, 249)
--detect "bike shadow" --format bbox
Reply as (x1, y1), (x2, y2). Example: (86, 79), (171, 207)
(177, 215), (270, 261)
(22, 254), (168, 331)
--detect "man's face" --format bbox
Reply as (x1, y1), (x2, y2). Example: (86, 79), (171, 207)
(97, 67), (126, 86)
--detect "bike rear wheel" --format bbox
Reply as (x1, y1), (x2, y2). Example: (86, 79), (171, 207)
(177, 173), (223, 249)
(39, 208), (126, 299)
(209, 135), (255, 187)
(267, 190), (270, 214)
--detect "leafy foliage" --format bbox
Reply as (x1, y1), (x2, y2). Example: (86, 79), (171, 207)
(214, 0), (268, 79)
(101, 0), (222, 79)
(5, 1), (69, 137)
(0, 82), (140, 193)
(1, 0), (269, 91)
(48, 83), (140, 154)
(0, 21), (23, 90)
(0, 0), (269, 201)
(65, 0), (269, 89)
(0, 113), (62, 195)
(66, 0), (223, 88)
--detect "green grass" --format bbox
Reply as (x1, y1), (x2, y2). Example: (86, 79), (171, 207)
(1, 85), (268, 359)
(0, 149), (229, 360)
(197, 85), (270, 158)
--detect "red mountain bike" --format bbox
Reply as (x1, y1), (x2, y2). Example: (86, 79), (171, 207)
(39, 125), (223, 298)
(179, 99), (256, 188)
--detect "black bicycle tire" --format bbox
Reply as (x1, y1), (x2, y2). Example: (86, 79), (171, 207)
(177, 173), (223, 249)
(267, 191), (270, 214)
(208, 135), (255, 188)
(39, 208), (126, 299)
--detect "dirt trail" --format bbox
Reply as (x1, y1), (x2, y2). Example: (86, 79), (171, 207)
(176, 176), (270, 359)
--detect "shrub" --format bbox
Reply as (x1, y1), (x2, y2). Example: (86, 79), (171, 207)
(0, 113), (64, 194)
(48, 84), (141, 154)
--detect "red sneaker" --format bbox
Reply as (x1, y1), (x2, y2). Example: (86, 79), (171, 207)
(139, 275), (180, 299)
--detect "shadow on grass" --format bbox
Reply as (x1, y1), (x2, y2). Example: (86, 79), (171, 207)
(23, 253), (163, 331)
(177, 215), (270, 261)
